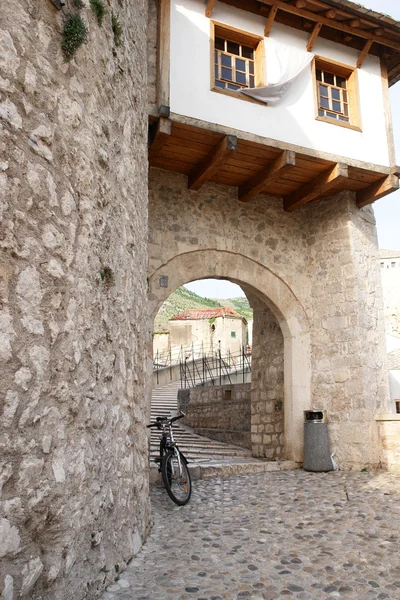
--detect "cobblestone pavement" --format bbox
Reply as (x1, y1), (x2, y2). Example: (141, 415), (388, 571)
(102, 470), (400, 600)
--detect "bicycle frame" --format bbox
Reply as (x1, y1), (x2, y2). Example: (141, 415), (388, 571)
(147, 413), (192, 505)
(159, 420), (184, 476)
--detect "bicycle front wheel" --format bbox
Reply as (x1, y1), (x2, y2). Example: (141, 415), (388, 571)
(161, 451), (192, 506)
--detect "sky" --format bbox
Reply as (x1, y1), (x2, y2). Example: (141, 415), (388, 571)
(185, 0), (400, 299)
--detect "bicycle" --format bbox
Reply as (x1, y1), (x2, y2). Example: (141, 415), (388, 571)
(147, 414), (192, 506)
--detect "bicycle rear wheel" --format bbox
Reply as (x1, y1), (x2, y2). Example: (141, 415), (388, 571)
(161, 450), (191, 506)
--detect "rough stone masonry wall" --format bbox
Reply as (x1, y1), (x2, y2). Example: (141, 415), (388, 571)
(245, 291), (284, 460)
(178, 383), (251, 448)
(0, 1), (150, 599)
(306, 193), (390, 469)
(148, 170), (390, 468)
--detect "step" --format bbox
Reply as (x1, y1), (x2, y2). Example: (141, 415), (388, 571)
(149, 459), (300, 483)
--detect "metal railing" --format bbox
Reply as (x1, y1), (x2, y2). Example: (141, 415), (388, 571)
(179, 344), (251, 389)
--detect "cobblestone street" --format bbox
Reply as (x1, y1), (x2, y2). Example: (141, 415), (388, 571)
(102, 470), (400, 600)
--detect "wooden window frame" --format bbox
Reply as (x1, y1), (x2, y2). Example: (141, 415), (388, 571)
(312, 56), (362, 132)
(210, 21), (265, 104)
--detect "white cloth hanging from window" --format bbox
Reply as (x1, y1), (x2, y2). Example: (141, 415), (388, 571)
(240, 38), (314, 105)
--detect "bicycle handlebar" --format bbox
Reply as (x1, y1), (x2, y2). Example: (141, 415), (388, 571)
(146, 413), (185, 428)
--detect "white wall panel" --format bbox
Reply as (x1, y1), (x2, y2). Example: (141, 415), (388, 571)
(170, 0), (390, 166)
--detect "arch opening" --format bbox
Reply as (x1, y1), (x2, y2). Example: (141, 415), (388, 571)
(148, 250), (311, 463)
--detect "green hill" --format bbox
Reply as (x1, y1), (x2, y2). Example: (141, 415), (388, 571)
(154, 287), (253, 332)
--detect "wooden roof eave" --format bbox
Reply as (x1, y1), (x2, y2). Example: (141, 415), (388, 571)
(216, 0), (400, 85)
(148, 114), (399, 212)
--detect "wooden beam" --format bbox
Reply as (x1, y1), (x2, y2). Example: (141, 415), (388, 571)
(380, 59), (396, 166)
(388, 61), (400, 85)
(148, 118), (171, 162)
(324, 9), (336, 19)
(239, 150), (296, 203)
(156, 0), (171, 111)
(349, 18), (361, 28)
(357, 39), (373, 68)
(264, 5), (278, 37)
(356, 174), (399, 208)
(283, 163), (348, 212)
(296, 0), (307, 7)
(251, 0), (400, 52)
(205, 0), (215, 18)
(307, 22), (322, 52)
(188, 135), (237, 191)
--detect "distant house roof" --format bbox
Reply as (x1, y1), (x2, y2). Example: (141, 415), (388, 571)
(170, 307), (246, 323)
(380, 249), (400, 259)
(388, 348), (400, 371)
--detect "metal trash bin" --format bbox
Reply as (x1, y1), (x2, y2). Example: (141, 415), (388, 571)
(303, 410), (333, 472)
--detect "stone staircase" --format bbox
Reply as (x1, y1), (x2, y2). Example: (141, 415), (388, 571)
(149, 381), (299, 480)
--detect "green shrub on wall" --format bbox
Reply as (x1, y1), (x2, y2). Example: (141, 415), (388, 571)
(90, 0), (107, 26)
(111, 11), (123, 47)
(61, 13), (89, 61)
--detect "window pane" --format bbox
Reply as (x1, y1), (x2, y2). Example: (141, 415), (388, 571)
(221, 54), (231, 67)
(215, 37), (224, 51)
(344, 104), (349, 116)
(332, 101), (342, 113)
(249, 75), (254, 88)
(236, 58), (246, 71)
(215, 65), (218, 78)
(319, 84), (328, 97)
(331, 88), (340, 100)
(318, 109), (324, 117)
(215, 80), (225, 89)
(324, 71), (335, 85)
(221, 67), (232, 81)
(227, 83), (240, 90)
(235, 71), (246, 84)
(339, 115), (349, 122)
(343, 90), (348, 102)
(242, 45), (254, 59)
(316, 69), (322, 81)
(336, 76), (346, 88)
(320, 97), (329, 109)
(249, 62), (254, 75)
(326, 112), (337, 119)
(227, 40), (240, 55)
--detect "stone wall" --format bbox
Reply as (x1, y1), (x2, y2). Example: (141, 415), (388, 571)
(148, 168), (390, 468)
(245, 291), (284, 460)
(377, 415), (400, 472)
(306, 195), (390, 469)
(0, 1), (150, 598)
(178, 384), (251, 448)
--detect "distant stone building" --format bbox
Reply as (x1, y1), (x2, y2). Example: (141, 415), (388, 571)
(380, 250), (400, 335)
(168, 307), (247, 356)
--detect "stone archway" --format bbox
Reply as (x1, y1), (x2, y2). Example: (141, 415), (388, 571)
(148, 249), (311, 463)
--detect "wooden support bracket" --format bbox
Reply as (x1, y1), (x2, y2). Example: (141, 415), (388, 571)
(349, 19), (361, 28)
(264, 5), (278, 37)
(307, 22), (322, 53)
(356, 174), (399, 208)
(255, 0), (400, 52)
(324, 9), (337, 19)
(283, 162), (348, 212)
(239, 150), (296, 203)
(188, 135), (237, 191)
(357, 39), (373, 68)
(148, 118), (171, 162)
(205, 0), (215, 18)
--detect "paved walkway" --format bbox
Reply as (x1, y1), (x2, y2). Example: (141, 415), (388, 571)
(102, 470), (400, 600)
